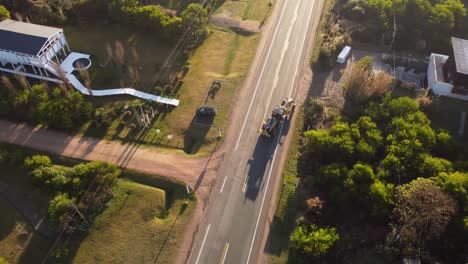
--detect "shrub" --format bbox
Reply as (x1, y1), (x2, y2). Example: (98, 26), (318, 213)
(0, 257), (9, 264)
(0, 148), (8, 164)
(24, 155), (51, 170)
(48, 193), (74, 225)
(290, 224), (339, 257)
(305, 98), (325, 127)
(0, 5), (10, 21)
(30, 166), (69, 190)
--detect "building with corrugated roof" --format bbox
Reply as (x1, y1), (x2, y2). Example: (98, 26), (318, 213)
(428, 37), (468, 100)
(0, 19), (70, 81)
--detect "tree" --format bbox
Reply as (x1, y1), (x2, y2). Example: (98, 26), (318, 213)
(419, 155), (452, 177)
(0, 5), (10, 21)
(30, 166), (69, 190)
(290, 224), (339, 257)
(433, 171), (468, 211)
(24, 155), (51, 170)
(180, 3), (209, 48)
(389, 178), (457, 256)
(369, 179), (394, 215)
(48, 193), (74, 225)
(345, 162), (377, 195)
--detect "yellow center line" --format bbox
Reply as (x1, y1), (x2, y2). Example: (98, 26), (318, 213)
(219, 242), (230, 264)
(242, 174), (249, 193)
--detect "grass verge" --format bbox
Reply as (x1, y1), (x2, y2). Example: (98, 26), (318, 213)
(309, 0), (335, 67)
(0, 144), (195, 263)
(267, 109), (304, 264)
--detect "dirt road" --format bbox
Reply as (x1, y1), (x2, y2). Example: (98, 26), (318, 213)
(0, 120), (221, 189)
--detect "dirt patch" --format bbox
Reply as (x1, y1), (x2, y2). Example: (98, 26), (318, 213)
(210, 15), (261, 33)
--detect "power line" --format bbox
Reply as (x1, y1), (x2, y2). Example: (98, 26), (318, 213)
(390, 0), (397, 90)
(140, 0), (211, 94)
(41, 2), (214, 262)
(41, 166), (107, 264)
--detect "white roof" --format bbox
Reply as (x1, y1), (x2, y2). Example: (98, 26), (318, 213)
(0, 19), (62, 39)
(338, 46), (351, 58)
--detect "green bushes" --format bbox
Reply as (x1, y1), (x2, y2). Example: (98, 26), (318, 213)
(290, 224), (339, 257)
(48, 193), (75, 225)
(0, 5), (10, 21)
(24, 155), (52, 170)
(24, 154), (121, 226)
(0, 147), (25, 166)
(121, 5), (182, 38)
(2, 84), (93, 130)
(299, 95), (468, 261)
(338, 0), (467, 51)
(121, 3), (208, 43)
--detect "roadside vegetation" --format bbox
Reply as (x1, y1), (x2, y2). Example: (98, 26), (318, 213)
(270, 57), (468, 263)
(0, 0), (270, 155)
(311, 0), (468, 69)
(0, 144), (195, 263)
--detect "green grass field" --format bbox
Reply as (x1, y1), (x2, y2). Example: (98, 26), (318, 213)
(71, 178), (194, 263)
(214, 0), (274, 22)
(70, 23), (261, 155)
(0, 145), (195, 264)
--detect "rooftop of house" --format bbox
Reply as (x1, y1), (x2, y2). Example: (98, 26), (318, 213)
(452, 37), (468, 75)
(0, 20), (62, 56)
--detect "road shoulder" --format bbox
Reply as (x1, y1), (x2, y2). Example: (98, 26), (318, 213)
(256, 0), (326, 262)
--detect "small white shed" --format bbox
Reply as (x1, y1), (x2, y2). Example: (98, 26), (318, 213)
(337, 46), (351, 64)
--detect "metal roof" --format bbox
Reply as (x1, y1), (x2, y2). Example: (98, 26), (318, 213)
(0, 20), (62, 56)
(452, 37), (468, 75)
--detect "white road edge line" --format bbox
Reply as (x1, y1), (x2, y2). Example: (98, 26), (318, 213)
(220, 242), (230, 264)
(245, 0), (316, 262)
(245, 122), (283, 264)
(234, 0), (290, 151)
(195, 224), (211, 264)
(261, 0), (301, 123)
(220, 176), (228, 193)
(288, 0), (316, 98)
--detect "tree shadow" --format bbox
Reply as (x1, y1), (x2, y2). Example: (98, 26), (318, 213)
(0, 196), (23, 241)
(17, 230), (54, 264)
(152, 203), (187, 264)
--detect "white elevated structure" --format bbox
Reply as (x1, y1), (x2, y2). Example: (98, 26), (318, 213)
(0, 20), (179, 106)
(337, 46), (351, 64)
(0, 19), (69, 78)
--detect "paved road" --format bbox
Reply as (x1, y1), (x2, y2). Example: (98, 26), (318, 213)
(188, 0), (320, 263)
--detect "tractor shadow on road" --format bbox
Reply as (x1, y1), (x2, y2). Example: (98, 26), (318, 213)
(244, 118), (292, 201)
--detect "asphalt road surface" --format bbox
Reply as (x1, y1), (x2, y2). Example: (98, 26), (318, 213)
(188, 0), (320, 263)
